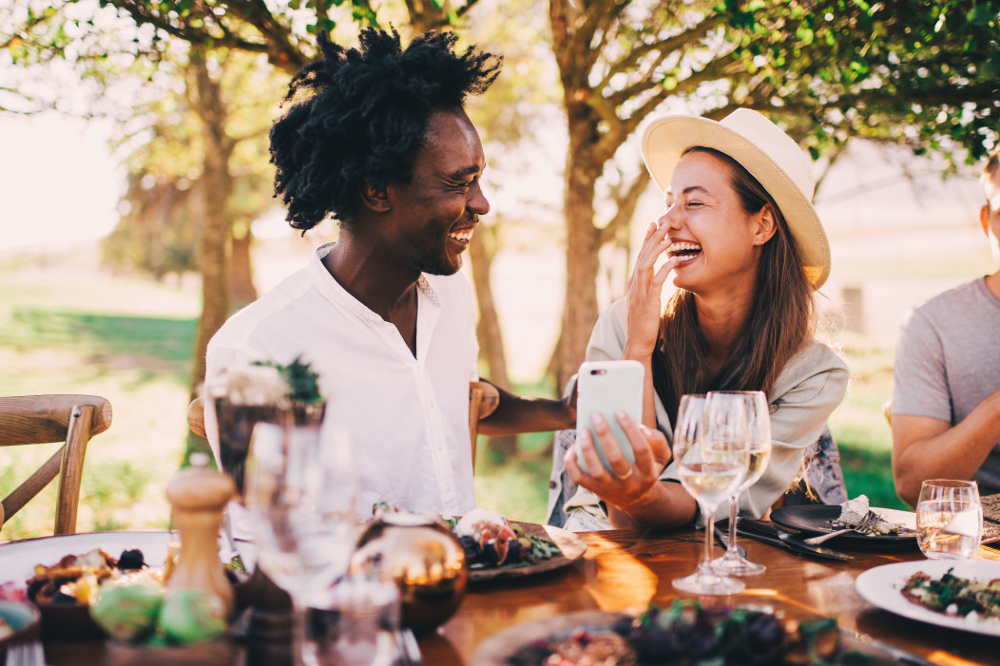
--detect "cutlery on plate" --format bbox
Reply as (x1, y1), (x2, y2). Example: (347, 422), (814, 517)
(3, 641), (47, 666)
(737, 519), (853, 561)
(396, 627), (423, 665)
(713, 524), (747, 559)
(804, 510), (882, 545)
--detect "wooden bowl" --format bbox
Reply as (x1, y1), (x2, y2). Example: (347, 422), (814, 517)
(0, 600), (42, 662)
(37, 601), (103, 641)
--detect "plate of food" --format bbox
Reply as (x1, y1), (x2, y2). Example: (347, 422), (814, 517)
(770, 495), (917, 547)
(0, 531), (178, 639)
(472, 600), (924, 665)
(445, 509), (587, 583)
(855, 559), (1000, 637)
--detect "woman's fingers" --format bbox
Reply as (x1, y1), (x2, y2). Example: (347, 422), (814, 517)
(634, 221), (671, 273)
(616, 411), (671, 471)
(573, 426), (610, 480)
(590, 412), (633, 479)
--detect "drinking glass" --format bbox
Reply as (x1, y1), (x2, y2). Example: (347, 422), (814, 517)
(246, 418), (361, 666)
(710, 390), (772, 576)
(672, 393), (750, 595)
(916, 479), (982, 560)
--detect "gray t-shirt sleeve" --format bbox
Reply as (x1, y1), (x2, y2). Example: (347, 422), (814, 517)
(893, 308), (952, 423)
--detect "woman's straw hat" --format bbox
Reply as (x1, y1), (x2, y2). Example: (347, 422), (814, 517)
(642, 108), (830, 290)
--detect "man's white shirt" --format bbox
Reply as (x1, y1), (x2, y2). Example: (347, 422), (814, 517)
(206, 243), (479, 537)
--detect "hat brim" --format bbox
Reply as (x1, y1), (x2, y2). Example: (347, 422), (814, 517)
(642, 115), (830, 290)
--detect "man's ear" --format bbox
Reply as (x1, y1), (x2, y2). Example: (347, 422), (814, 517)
(359, 182), (392, 214)
(982, 204), (991, 236)
(753, 204), (778, 246)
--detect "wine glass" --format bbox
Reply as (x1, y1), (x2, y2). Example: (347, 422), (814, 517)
(672, 393), (750, 595)
(710, 390), (772, 576)
(916, 479), (982, 560)
(246, 417), (361, 666)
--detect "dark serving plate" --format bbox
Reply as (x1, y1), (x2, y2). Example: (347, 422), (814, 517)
(770, 505), (917, 548)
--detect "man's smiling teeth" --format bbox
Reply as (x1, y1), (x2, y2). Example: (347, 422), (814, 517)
(449, 228), (474, 244)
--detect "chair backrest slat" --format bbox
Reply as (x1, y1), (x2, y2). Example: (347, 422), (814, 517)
(0, 395), (112, 446)
(0, 395), (111, 536)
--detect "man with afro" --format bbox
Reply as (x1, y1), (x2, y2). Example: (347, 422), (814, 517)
(207, 27), (575, 527)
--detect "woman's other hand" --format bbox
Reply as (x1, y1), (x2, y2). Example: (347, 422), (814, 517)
(624, 221), (675, 360)
(565, 410), (671, 516)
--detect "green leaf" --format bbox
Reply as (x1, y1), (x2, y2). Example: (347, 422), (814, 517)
(967, 4), (998, 26)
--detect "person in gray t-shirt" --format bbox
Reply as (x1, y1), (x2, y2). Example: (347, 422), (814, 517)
(892, 146), (1000, 506)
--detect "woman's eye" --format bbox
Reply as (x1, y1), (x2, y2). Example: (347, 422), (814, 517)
(686, 201), (704, 208)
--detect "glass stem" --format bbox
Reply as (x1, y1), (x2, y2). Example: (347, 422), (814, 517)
(727, 495), (739, 556)
(700, 503), (716, 576)
(292, 601), (312, 666)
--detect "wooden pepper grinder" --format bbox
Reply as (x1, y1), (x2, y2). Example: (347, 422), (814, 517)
(165, 452), (236, 619)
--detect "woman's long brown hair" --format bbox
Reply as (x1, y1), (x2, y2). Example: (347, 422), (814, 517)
(651, 147), (815, 427)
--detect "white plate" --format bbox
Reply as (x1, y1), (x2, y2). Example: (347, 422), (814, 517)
(855, 559), (1000, 637)
(0, 531), (178, 588)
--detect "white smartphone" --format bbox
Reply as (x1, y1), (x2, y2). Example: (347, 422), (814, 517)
(575, 359), (645, 475)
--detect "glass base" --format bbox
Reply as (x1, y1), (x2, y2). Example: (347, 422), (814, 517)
(672, 569), (745, 595)
(711, 551), (766, 577)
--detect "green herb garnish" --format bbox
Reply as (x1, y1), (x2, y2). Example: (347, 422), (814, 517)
(253, 356), (323, 404)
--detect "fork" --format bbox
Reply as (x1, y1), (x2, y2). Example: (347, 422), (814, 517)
(804, 510), (882, 545)
(4, 641), (47, 666)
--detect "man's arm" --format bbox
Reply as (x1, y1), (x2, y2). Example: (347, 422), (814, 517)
(892, 387), (1000, 506)
(477, 380), (575, 435)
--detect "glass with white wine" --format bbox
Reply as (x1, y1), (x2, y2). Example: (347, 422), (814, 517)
(916, 479), (982, 560)
(672, 393), (750, 595)
(710, 390), (772, 576)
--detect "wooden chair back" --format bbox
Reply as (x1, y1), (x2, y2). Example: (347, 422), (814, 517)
(187, 380), (500, 473)
(468, 381), (499, 470)
(188, 397), (207, 438)
(0, 394), (112, 535)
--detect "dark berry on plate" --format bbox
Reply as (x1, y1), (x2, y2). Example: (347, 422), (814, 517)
(117, 548), (145, 570)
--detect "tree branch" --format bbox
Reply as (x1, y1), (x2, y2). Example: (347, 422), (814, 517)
(600, 10), (721, 90)
(597, 167), (651, 246)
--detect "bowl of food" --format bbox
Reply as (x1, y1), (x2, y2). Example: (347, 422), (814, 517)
(0, 600), (42, 662)
(26, 543), (158, 640)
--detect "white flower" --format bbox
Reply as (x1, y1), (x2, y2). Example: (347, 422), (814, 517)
(213, 364), (289, 405)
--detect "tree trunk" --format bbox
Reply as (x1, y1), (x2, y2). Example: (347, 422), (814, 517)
(189, 47), (235, 400)
(229, 228), (257, 309)
(556, 123), (602, 393)
(468, 223), (517, 458)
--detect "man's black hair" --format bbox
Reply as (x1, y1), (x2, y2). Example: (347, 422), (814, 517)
(270, 27), (502, 231)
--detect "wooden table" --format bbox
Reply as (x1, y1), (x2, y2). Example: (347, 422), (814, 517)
(41, 528), (1000, 665)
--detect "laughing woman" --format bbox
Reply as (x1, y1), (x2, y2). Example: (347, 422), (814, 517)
(548, 109), (848, 531)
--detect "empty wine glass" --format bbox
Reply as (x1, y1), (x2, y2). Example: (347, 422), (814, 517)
(710, 390), (772, 576)
(672, 393), (750, 595)
(916, 479), (982, 560)
(246, 416), (361, 666)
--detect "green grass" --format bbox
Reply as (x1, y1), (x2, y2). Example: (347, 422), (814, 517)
(829, 332), (909, 510)
(0, 267), (197, 540)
